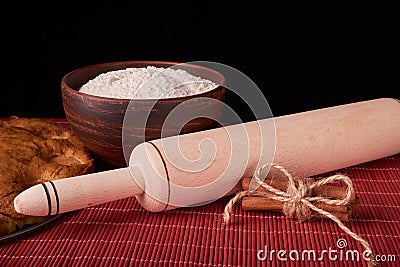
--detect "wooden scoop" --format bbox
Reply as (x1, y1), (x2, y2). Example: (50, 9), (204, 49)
(14, 98), (400, 216)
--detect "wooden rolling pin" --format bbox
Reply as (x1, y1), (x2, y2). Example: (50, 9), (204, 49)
(14, 98), (400, 216)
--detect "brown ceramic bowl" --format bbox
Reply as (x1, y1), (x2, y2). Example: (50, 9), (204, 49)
(61, 61), (226, 169)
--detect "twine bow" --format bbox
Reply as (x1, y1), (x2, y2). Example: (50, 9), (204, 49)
(223, 163), (375, 266)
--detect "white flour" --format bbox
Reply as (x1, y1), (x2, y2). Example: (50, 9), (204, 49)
(79, 66), (218, 99)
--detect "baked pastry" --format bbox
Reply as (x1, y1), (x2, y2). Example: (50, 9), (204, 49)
(0, 116), (94, 236)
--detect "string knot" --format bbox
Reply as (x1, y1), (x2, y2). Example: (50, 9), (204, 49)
(223, 163), (375, 266)
(284, 177), (313, 221)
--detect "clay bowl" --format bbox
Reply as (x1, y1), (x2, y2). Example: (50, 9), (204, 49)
(61, 61), (226, 169)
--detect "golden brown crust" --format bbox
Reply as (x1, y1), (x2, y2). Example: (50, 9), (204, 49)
(0, 117), (95, 236)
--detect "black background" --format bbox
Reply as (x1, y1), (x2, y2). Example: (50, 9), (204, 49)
(1, 1), (398, 119)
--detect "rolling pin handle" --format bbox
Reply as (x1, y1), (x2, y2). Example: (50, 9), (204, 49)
(14, 167), (144, 216)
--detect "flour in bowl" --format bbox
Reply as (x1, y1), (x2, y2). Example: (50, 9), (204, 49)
(79, 66), (218, 99)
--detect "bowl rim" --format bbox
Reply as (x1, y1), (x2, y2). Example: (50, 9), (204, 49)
(61, 60), (226, 103)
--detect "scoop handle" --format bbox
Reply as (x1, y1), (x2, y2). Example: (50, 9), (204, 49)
(14, 168), (144, 216)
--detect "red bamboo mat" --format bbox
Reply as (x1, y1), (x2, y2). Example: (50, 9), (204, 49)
(0, 119), (399, 266)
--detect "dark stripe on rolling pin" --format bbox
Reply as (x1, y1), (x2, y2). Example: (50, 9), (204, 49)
(49, 181), (60, 215)
(41, 183), (52, 216)
(148, 141), (170, 211)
